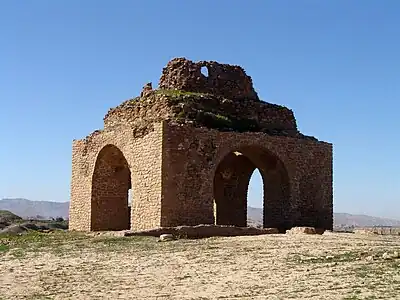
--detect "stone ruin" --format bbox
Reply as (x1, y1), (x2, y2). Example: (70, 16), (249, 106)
(69, 58), (333, 232)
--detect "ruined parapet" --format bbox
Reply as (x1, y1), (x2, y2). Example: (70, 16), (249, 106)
(101, 57), (317, 140)
(158, 58), (259, 101)
(140, 82), (153, 97)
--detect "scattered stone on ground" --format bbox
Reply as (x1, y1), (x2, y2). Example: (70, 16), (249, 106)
(159, 234), (174, 242)
(286, 227), (317, 235)
(322, 230), (333, 235)
(125, 224), (280, 238)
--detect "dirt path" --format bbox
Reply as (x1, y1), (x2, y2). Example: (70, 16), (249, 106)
(1, 232), (399, 299)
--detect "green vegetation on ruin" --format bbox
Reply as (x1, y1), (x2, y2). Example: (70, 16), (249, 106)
(155, 89), (206, 98)
(108, 88), (320, 140)
(156, 89), (268, 133)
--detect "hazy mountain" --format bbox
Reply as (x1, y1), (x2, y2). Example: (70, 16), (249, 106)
(247, 206), (400, 228)
(333, 213), (400, 227)
(1, 199), (399, 227)
(0, 198), (69, 219)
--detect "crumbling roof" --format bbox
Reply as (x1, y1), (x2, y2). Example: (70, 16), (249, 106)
(101, 58), (317, 141)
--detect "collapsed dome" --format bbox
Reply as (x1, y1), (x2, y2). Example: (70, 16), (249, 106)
(158, 57), (260, 101)
(102, 57), (320, 141)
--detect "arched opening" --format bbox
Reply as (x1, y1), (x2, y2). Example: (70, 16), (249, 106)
(247, 169), (264, 228)
(128, 188), (132, 226)
(91, 144), (131, 231)
(213, 147), (290, 231)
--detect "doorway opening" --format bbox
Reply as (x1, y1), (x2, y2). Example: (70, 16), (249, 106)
(128, 188), (132, 227)
(213, 146), (290, 230)
(91, 144), (131, 231)
(247, 169), (264, 228)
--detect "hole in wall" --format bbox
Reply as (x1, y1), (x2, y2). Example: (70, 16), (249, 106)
(128, 188), (132, 206)
(201, 66), (209, 77)
(247, 169), (264, 228)
(127, 188), (132, 226)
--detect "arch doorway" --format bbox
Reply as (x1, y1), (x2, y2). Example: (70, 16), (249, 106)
(213, 147), (290, 230)
(247, 169), (264, 228)
(91, 144), (131, 231)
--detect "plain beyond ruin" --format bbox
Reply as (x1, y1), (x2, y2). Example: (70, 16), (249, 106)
(69, 58), (333, 232)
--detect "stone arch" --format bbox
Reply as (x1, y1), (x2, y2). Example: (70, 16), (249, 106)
(213, 146), (291, 230)
(91, 144), (131, 231)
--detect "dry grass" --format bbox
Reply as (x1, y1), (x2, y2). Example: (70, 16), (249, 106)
(1, 231), (399, 299)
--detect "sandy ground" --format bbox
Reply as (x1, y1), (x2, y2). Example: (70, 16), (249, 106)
(0, 232), (399, 300)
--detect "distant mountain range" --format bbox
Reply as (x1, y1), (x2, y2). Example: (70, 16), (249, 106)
(0, 198), (69, 219)
(1, 198), (400, 227)
(248, 207), (400, 228)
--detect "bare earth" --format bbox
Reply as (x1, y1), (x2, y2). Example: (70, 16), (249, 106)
(0, 231), (399, 300)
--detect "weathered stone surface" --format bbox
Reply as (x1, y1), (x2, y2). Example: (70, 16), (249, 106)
(286, 227), (317, 234)
(69, 57), (333, 233)
(159, 57), (259, 101)
(125, 225), (280, 238)
(159, 233), (174, 241)
(103, 58), (313, 140)
(70, 125), (163, 231)
(140, 82), (153, 97)
(322, 230), (334, 235)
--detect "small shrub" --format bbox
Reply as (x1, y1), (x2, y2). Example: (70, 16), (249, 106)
(0, 243), (10, 253)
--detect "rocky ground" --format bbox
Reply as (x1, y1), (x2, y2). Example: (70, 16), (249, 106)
(1, 230), (399, 300)
(0, 210), (68, 235)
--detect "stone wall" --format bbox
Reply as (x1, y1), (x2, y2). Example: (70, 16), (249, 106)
(159, 58), (259, 101)
(161, 122), (333, 231)
(102, 93), (174, 134)
(103, 91), (299, 137)
(70, 121), (332, 232)
(69, 123), (163, 231)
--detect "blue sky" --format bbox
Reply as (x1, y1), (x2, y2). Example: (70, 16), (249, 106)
(1, 1), (399, 219)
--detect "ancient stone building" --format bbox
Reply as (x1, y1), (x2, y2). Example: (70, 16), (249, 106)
(69, 58), (333, 232)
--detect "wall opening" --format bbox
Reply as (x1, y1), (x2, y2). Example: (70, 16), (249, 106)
(91, 144), (131, 231)
(247, 169), (264, 228)
(128, 188), (132, 225)
(201, 66), (209, 77)
(213, 147), (290, 230)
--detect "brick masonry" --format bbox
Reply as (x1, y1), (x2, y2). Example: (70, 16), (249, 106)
(69, 58), (333, 232)
(161, 124), (332, 231)
(69, 124), (163, 231)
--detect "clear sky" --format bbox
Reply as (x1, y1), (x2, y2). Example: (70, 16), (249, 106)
(1, 1), (399, 219)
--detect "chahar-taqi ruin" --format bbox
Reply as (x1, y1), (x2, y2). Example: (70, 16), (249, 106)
(69, 58), (333, 233)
